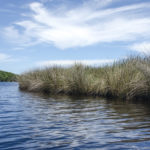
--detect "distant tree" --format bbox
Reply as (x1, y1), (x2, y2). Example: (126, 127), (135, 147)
(0, 70), (16, 82)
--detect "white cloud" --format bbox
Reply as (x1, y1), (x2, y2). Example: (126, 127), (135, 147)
(3, 1), (150, 49)
(0, 53), (11, 62)
(130, 42), (150, 54)
(0, 53), (18, 63)
(83, 0), (113, 9)
(37, 59), (115, 67)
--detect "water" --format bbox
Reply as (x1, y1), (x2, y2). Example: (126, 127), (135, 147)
(0, 83), (150, 150)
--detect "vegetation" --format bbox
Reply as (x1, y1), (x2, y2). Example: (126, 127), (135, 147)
(0, 70), (16, 82)
(18, 56), (150, 100)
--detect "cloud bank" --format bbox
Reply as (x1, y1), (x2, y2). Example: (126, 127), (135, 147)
(4, 0), (150, 49)
(37, 59), (115, 67)
(130, 42), (150, 54)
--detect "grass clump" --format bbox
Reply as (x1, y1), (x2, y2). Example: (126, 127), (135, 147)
(18, 56), (150, 100)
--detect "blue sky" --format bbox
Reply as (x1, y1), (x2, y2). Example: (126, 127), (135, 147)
(0, 0), (150, 74)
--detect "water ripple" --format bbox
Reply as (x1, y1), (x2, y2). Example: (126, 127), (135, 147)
(0, 82), (150, 149)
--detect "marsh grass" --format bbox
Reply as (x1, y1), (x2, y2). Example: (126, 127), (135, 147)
(18, 56), (150, 100)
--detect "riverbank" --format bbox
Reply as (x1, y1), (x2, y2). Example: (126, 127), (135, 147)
(0, 70), (16, 82)
(18, 56), (150, 100)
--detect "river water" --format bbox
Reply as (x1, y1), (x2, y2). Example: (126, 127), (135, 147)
(0, 82), (150, 149)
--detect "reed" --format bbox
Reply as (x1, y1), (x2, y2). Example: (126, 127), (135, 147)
(18, 56), (150, 100)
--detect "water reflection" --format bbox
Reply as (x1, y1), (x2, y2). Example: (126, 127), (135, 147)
(0, 82), (150, 149)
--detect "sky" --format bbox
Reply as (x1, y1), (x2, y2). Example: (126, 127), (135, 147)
(0, 0), (150, 74)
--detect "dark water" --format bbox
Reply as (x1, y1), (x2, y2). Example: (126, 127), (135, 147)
(1, 83), (150, 150)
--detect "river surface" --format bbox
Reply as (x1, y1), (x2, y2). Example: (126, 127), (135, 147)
(1, 82), (150, 150)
